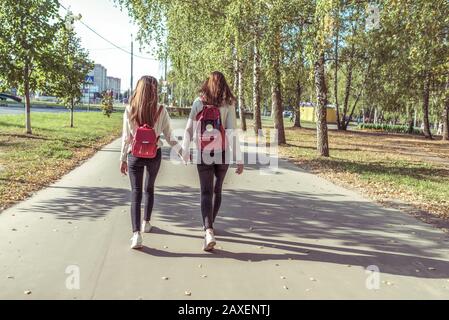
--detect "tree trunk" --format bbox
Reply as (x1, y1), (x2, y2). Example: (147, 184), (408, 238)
(272, 82), (285, 145)
(406, 104), (414, 134)
(233, 50), (238, 94)
(314, 52), (330, 157)
(341, 57), (354, 130)
(70, 100), (74, 128)
(293, 80), (302, 128)
(422, 73), (432, 139)
(334, 28), (341, 130)
(272, 31), (286, 145)
(253, 35), (262, 135)
(24, 63), (32, 135)
(237, 58), (247, 131)
(443, 92), (449, 141)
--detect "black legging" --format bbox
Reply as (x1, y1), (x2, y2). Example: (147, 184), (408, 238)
(128, 149), (162, 232)
(197, 163), (229, 230)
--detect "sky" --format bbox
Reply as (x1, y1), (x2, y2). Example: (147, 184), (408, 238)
(60, 0), (161, 93)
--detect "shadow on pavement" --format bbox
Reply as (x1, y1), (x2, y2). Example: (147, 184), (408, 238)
(19, 145), (449, 280)
(147, 185), (449, 279)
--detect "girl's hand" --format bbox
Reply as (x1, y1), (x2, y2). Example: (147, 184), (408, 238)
(181, 149), (191, 165)
(120, 161), (128, 176)
(235, 164), (244, 175)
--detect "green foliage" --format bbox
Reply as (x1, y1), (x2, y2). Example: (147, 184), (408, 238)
(101, 92), (114, 118)
(0, 0), (60, 94)
(49, 19), (94, 112)
(116, 0), (449, 136)
(358, 123), (422, 135)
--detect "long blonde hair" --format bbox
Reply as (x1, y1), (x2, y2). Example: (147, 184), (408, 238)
(129, 76), (159, 126)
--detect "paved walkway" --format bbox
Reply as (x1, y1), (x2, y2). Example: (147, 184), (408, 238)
(1, 119), (449, 299)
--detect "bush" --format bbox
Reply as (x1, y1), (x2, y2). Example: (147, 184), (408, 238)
(101, 92), (114, 118)
(358, 123), (422, 135)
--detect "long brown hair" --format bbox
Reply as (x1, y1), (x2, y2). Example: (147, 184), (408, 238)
(129, 76), (159, 126)
(199, 71), (236, 107)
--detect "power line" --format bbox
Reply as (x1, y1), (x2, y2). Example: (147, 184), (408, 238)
(58, 1), (159, 61)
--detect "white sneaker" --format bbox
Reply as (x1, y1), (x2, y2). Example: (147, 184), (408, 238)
(142, 221), (152, 233)
(203, 229), (216, 252)
(130, 232), (142, 249)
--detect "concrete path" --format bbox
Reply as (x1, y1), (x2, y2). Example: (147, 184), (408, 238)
(1, 119), (449, 299)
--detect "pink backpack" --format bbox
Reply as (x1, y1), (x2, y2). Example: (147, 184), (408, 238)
(196, 100), (226, 153)
(131, 106), (163, 158)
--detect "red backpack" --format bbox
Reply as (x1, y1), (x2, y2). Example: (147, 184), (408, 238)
(131, 106), (164, 158)
(196, 100), (226, 153)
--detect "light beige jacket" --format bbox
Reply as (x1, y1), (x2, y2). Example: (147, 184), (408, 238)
(120, 105), (177, 162)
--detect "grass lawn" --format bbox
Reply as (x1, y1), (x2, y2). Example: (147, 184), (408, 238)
(253, 116), (449, 221)
(0, 112), (123, 211)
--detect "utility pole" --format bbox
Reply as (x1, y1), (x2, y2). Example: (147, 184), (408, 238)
(130, 34), (134, 97)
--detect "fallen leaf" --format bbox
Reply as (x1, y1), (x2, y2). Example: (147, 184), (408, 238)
(198, 264), (202, 268)
(201, 275), (207, 278)
(161, 277), (169, 280)
(24, 290), (32, 295)
(428, 267), (436, 271)
(283, 285), (288, 290)
(184, 291), (192, 296)
(310, 277), (317, 282)
(280, 276), (286, 279)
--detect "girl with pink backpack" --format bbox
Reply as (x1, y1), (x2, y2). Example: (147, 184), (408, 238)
(182, 71), (244, 251)
(120, 76), (180, 249)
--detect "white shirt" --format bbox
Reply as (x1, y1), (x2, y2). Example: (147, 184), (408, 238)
(182, 98), (243, 164)
(120, 105), (177, 162)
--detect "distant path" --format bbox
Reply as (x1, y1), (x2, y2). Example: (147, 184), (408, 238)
(0, 119), (448, 299)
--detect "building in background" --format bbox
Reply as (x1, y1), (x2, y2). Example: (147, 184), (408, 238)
(92, 64), (107, 93)
(106, 76), (121, 100)
(82, 64), (122, 104)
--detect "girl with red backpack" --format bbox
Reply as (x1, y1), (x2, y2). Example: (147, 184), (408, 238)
(120, 76), (180, 249)
(182, 71), (244, 251)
